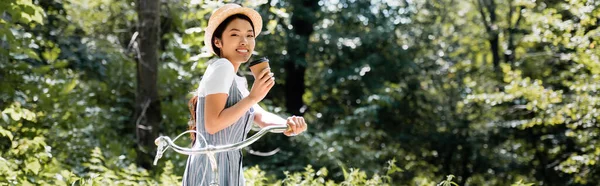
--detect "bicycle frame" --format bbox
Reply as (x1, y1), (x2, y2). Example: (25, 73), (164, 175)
(153, 125), (290, 186)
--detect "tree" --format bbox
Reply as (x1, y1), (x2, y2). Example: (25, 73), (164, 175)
(134, 0), (162, 170)
(284, 0), (319, 116)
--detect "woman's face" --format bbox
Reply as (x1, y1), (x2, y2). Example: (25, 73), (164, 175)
(215, 18), (255, 63)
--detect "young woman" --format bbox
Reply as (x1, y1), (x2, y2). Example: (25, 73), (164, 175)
(182, 4), (307, 186)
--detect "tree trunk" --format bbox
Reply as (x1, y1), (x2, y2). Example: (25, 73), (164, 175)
(285, 0), (318, 116)
(135, 0), (161, 170)
(476, 0), (501, 75)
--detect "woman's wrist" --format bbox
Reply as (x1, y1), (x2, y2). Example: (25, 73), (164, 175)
(245, 95), (260, 104)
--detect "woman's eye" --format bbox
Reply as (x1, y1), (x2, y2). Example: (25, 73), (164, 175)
(247, 35), (254, 38)
(231, 34), (238, 36)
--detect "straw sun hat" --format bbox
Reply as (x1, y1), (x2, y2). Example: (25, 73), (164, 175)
(204, 3), (263, 55)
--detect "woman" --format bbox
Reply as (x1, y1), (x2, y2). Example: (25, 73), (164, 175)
(182, 4), (308, 186)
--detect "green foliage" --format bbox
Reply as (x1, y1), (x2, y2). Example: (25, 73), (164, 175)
(243, 160), (401, 186)
(74, 147), (179, 185)
(2, 0), (599, 185)
(511, 179), (535, 186)
(462, 0), (600, 184)
(0, 0), (44, 62)
(437, 175), (458, 186)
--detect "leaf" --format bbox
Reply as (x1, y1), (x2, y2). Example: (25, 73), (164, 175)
(511, 179), (535, 186)
(31, 65), (51, 74)
(3, 108), (21, 121)
(42, 46), (61, 63)
(53, 60), (69, 68)
(61, 79), (78, 95)
(26, 159), (41, 174)
(0, 126), (13, 140)
(1, 110), (10, 123)
(386, 158), (403, 175)
(338, 161), (349, 179)
(21, 4), (35, 15)
(31, 6), (44, 24)
(19, 11), (32, 23)
(25, 49), (41, 60)
(19, 108), (36, 122)
(173, 47), (188, 61)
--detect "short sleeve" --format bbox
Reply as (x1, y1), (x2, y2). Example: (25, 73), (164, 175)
(234, 76), (250, 97)
(203, 59), (235, 95)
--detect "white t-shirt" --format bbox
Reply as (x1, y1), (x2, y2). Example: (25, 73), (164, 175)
(197, 58), (250, 97)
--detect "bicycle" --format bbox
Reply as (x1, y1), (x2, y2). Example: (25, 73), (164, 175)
(153, 125), (290, 186)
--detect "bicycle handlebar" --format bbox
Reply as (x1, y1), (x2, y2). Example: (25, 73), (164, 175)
(153, 125), (290, 165)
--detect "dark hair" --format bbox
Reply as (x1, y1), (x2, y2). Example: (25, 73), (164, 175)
(188, 14), (255, 145)
(211, 14), (255, 57)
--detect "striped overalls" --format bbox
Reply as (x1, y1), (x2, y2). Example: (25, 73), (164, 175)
(182, 81), (254, 186)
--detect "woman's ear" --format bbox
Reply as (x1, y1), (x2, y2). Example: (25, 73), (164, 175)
(214, 38), (222, 49)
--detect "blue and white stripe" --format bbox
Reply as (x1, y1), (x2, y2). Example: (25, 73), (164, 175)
(182, 81), (254, 186)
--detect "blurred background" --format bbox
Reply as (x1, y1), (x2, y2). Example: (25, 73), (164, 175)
(1, 0), (599, 185)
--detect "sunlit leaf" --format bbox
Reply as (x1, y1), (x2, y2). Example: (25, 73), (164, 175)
(53, 60), (69, 68)
(25, 159), (41, 174)
(0, 126), (14, 140)
(61, 79), (77, 95)
(31, 65), (51, 74)
(25, 49), (40, 60)
(42, 46), (61, 63)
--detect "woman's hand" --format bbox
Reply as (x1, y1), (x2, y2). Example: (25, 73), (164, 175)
(248, 68), (274, 103)
(284, 116), (307, 136)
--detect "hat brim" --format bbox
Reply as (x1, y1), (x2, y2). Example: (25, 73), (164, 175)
(204, 4), (263, 55)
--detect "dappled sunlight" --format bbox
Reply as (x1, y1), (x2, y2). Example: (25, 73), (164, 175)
(2, 0), (599, 185)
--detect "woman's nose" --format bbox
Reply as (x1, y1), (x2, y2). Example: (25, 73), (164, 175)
(240, 37), (248, 45)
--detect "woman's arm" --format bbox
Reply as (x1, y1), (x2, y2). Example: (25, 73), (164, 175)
(252, 105), (287, 128)
(204, 68), (274, 134)
(204, 94), (258, 134)
(253, 105), (308, 136)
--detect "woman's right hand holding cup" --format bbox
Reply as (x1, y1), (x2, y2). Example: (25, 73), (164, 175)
(248, 68), (274, 103)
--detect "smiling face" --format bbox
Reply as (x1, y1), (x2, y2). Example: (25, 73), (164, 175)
(214, 18), (255, 63)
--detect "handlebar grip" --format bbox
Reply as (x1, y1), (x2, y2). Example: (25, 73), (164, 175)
(153, 151), (162, 166)
(284, 125), (299, 136)
(153, 137), (167, 166)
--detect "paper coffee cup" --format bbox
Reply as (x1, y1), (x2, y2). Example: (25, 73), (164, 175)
(248, 57), (270, 78)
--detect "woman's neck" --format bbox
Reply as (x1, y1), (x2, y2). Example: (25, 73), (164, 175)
(223, 57), (241, 73)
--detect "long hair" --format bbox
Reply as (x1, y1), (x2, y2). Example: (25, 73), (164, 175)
(188, 95), (199, 145)
(188, 13), (255, 145)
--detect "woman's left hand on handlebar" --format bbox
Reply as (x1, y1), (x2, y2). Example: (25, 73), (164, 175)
(284, 116), (307, 136)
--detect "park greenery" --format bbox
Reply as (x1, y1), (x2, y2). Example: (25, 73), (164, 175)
(1, 0), (598, 185)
